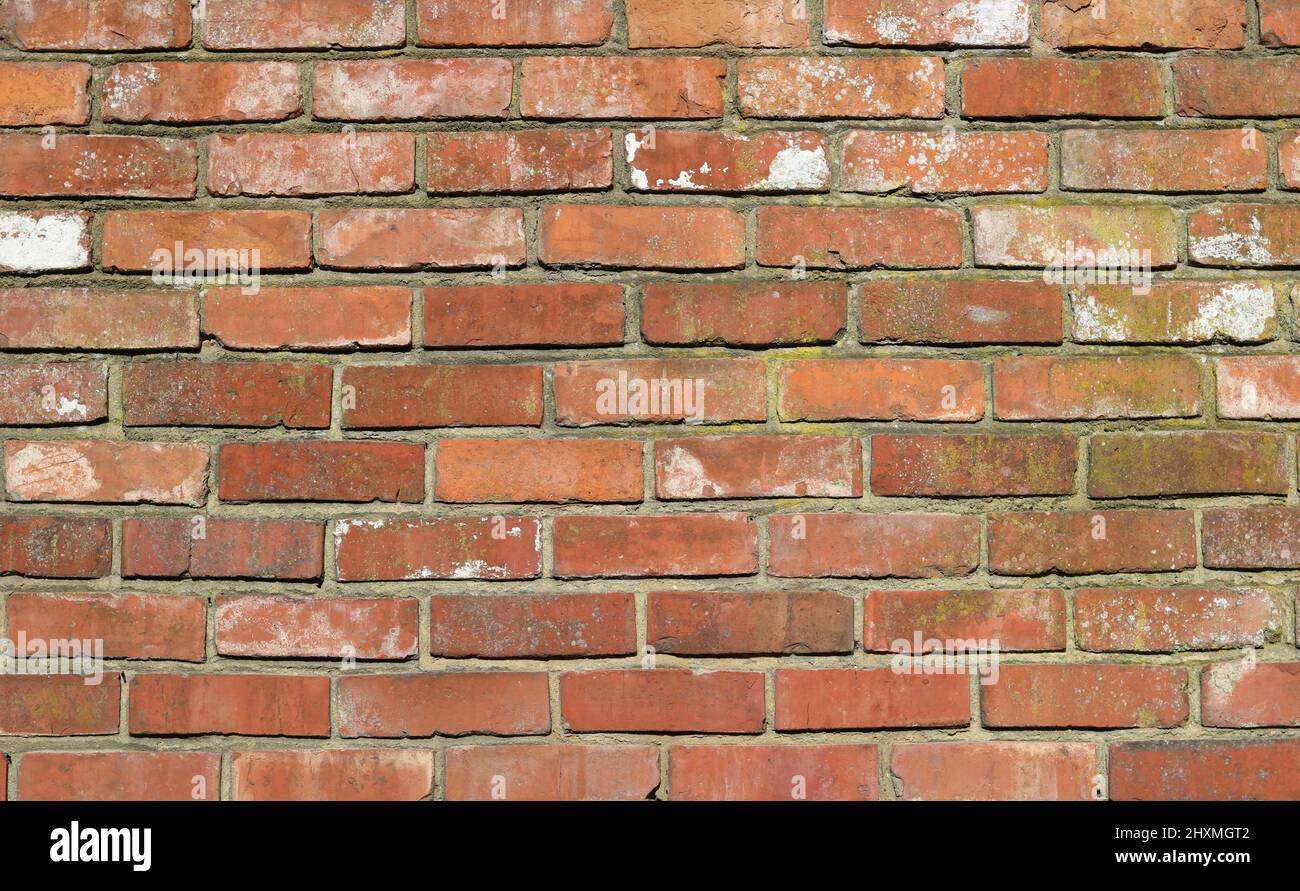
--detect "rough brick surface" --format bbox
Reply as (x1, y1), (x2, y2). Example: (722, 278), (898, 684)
(4, 0), (1297, 803)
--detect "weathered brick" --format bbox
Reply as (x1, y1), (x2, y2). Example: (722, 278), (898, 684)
(436, 439), (643, 503)
(541, 205), (745, 270)
(892, 743), (1097, 801)
(318, 208), (524, 271)
(424, 284), (624, 348)
(1061, 129), (1267, 193)
(203, 0), (404, 49)
(1189, 204), (1300, 267)
(553, 358), (766, 426)
(824, 0), (1028, 46)
(670, 745), (879, 800)
(554, 514), (758, 578)
(993, 356), (1202, 420)
(1071, 281), (1276, 344)
(429, 593), (636, 659)
(1217, 356), (1300, 418)
(129, 674), (330, 737)
(863, 589), (1066, 652)
(218, 442), (425, 503)
(5, 440), (208, 505)
(962, 58), (1165, 119)
(627, 0), (808, 47)
(335, 517), (541, 582)
(1042, 0), (1244, 49)
(983, 665), (1189, 728)
(233, 750), (434, 801)
(522, 57), (726, 119)
(757, 207), (963, 269)
(1088, 431), (1287, 497)
(122, 517), (324, 581)
(338, 673), (550, 737)
(124, 361), (332, 428)
(562, 669), (765, 733)
(1261, 0), (1300, 45)
(418, 0), (614, 46)
(203, 287), (411, 351)
(642, 281), (847, 346)
(313, 59), (513, 121)
(0, 516), (111, 579)
(1111, 741), (1300, 799)
(0, 363), (106, 426)
(0, 212), (91, 274)
(1201, 662), (1300, 727)
(1076, 588), (1281, 652)
(989, 510), (1197, 575)
(446, 745), (659, 801)
(842, 131), (1047, 194)
(627, 130), (828, 193)
(738, 57), (945, 119)
(655, 435), (861, 499)
(20, 752), (219, 801)
(871, 434), (1076, 497)
(776, 668), (969, 730)
(341, 364), (543, 428)
(215, 596), (418, 660)
(208, 132), (414, 197)
(104, 61), (301, 123)
(780, 358), (984, 422)
(102, 210), (311, 272)
(1175, 57), (1300, 117)
(0, 289), (197, 351)
(0, 61), (90, 125)
(860, 280), (1063, 345)
(1203, 508), (1300, 570)
(769, 513), (980, 578)
(427, 130), (612, 194)
(647, 590), (854, 655)
(1, 0), (190, 50)
(0, 675), (119, 735)
(972, 204), (1178, 268)
(8, 592), (206, 662)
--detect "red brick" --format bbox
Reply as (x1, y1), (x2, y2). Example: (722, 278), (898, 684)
(1076, 588), (1281, 652)
(553, 358), (766, 426)
(962, 58), (1165, 119)
(418, 0), (613, 46)
(1062, 129), (1266, 193)
(339, 673), (550, 737)
(647, 590), (854, 655)
(204, 287), (411, 351)
(208, 132), (414, 197)
(872, 433), (1076, 497)
(642, 281), (846, 346)
(989, 510), (1197, 575)
(738, 57), (944, 119)
(670, 745), (878, 800)
(993, 356), (1202, 420)
(313, 59), (513, 121)
(216, 596), (419, 660)
(0, 363), (106, 426)
(427, 130), (612, 194)
(779, 358), (984, 422)
(824, 0), (1029, 46)
(341, 364), (543, 429)
(122, 517), (324, 581)
(5, 440), (208, 506)
(983, 665), (1189, 729)
(1111, 741), (1300, 800)
(562, 669), (764, 733)
(1202, 662), (1300, 727)
(1, 0), (190, 49)
(437, 439), (642, 503)
(628, 0), (807, 47)
(541, 205), (745, 270)
(1175, 56), (1300, 117)
(1203, 508), (1300, 569)
(102, 210), (311, 272)
(842, 131), (1047, 194)
(892, 743), (1097, 801)
(1261, 0), (1300, 45)
(626, 130), (827, 193)
(130, 674), (330, 737)
(0, 516), (111, 579)
(1189, 204), (1300, 267)
(20, 752), (219, 801)
(1282, 131), (1300, 188)
(233, 750), (434, 801)
(972, 204), (1178, 267)
(522, 57), (726, 119)
(1218, 356), (1300, 418)
(430, 593), (636, 659)
(0, 211), (91, 273)
(203, 0), (403, 49)
(0, 61), (90, 125)
(655, 435), (861, 499)
(1042, 0), (1244, 48)
(757, 206), (963, 270)
(104, 61), (301, 123)
(769, 513), (980, 579)
(219, 442), (423, 503)
(860, 280), (1063, 345)
(8, 592), (206, 662)
(863, 589), (1067, 652)
(446, 745), (659, 801)
(318, 208), (524, 271)
(335, 516), (541, 582)
(1072, 281), (1277, 344)
(0, 134), (195, 198)
(0, 675), (119, 735)
(1089, 431), (1287, 497)
(554, 514), (758, 578)
(424, 284), (624, 348)
(776, 668), (969, 730)
(124, 361), (331, 429)
(0, 289), (197, 351)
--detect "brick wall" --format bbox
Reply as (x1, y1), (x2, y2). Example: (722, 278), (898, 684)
(0, 0), (1298, 801)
